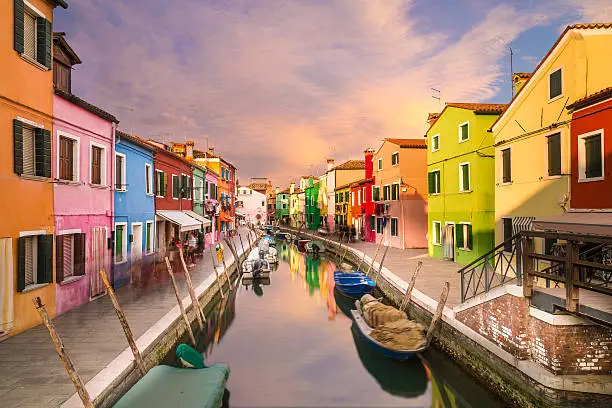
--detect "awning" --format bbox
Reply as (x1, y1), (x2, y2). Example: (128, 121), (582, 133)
(156, 210), (201, 232)
(533, 212), (612, 237)
(183, 210), (211, 227)
(512, 216), (535, 236)
(235, 212), (246, 218)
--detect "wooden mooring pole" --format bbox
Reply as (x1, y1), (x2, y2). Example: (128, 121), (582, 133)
(238, 234), (246, 259)
(209, 245), (225, 298)
(425, 281), (450, 347)
(32, 297), (94, 408)
(366, 234), (384, 275)
(400, 261), (423, 313)
(99, 269), (146, 376)
(373, 244), (390, 284)
(165, 257), (197, 347)
(178, 248), (206, 328)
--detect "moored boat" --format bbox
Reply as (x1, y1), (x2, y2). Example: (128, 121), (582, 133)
(334, 273), (375, 298)
(297, 239), (310, 251)
(305, 240), (325, 253)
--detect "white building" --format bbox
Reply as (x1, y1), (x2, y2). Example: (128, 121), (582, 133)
(236, 186), (267, 226)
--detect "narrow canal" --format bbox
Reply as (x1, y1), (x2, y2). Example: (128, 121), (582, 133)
(168, 242), (505, 407)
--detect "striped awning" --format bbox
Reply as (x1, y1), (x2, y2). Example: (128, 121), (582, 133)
(512, 216), (535, 236)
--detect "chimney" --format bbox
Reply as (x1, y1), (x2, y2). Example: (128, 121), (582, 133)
(186, 140), (194, 160)
(208, 147), (215, 156)
(512, 73), (531, 95)
(290, 182), (295, 194)
(364, 148), (375, 179)
(326, 158), (335, 171)
(427, 113), (439, 127)
(275, 187), (280, 195)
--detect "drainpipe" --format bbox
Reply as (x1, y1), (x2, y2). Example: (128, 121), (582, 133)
(110, 122), (117, 284)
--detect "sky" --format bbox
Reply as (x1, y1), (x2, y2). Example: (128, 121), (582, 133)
(54, 0), (612, 187)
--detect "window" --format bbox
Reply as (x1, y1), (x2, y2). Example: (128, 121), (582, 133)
(459, 122), (469, 142)
(391, 218), (398, 237)
(391, 183), (399, 200)
(547, 133), (561, 176)
(53, 60), (71, 92)
(502, 148), (511, 183)
(155, 170), (166, 197)
(459, 163), (470, 192)
(56, 233), (85, 282)
(358, 189), (361, 205)
(549, 68), (562, 100)
(502, 218), (513, 252)
(370, 215), (375, 231)
(59, 135), (78, 181)
(172, 175), (180, 199)
(432, 221), (441, 245)
(20, 125), (36, 176)
(145, 221), (153, 254)
(428, 170), (441, 194)
(180, 175), (192, 199)
(115, 223), (127, 264)
(377, 158), (383, 170)
(91, 145), (104, 185)
(383, 185), (391, 201)
(344, 191), (349, 202)
(16, 233), (53, 291)
(351, 192), (355, 206)
(14, 1), (52, 69)
(115, 153), (126, 190)
(13, 119), (51, 178)
(431, 134), (440, 152)
(198, 179), (204, 200)
(376, 217), (384, 234)
(391, 152), (399, 166)
(456, 223), (472, 250)
(145, 164), (153, 194)
(579, 131), (604, 181)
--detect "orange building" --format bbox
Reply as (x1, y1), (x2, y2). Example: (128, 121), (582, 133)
(1, 0), (68, 338)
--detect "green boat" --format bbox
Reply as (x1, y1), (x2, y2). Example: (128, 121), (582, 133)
(114, 344), (230, 408)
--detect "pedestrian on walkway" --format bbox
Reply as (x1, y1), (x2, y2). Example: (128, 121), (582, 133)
(188, 233), (198, 267)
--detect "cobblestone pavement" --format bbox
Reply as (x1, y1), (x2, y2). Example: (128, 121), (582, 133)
(0, 229), (255, 408)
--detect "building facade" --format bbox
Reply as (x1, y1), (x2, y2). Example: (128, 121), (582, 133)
(275, 189), (290, 224)
(203, 168), (219, 248)
(327, 159), (365, 233)
(335, 183), (352, 228)
(361, 149), (376, 243)
(426, 103), (505, 265)
(236, 186), (267, 226)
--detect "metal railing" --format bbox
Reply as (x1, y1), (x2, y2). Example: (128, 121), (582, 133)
(458, 233), (522, 302)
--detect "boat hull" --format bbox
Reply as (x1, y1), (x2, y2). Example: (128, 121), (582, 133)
(334, 273), (375, 298)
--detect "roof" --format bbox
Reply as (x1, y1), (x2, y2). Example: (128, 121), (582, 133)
(491, 22), (612, 132)
(335, 182), (353, 191)
(248, 182), (268, 191)
(116, 130), (157, 152)
(291, 188), (303, 194)
(428, 102), (507, 131)
(279, 188), (291, 194)
(427, 113), (439, 122)
(385, 138), (428, 148)
(350, 177), (373, 187)
(330, 159), (365, 172)
(51, 0), (68, 9)
(567, 87), (612, 112)
(53, 32), (81, 65)
(54, 88), (119, 123)
(533, 212), (612, 237)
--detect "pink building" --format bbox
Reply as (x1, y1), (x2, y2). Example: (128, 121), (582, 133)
(52, 34), (118, 314)
(204, 168), (219, 248)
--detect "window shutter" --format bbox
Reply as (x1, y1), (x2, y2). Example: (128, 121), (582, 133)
(456, 225), (464, 249)
(550, 70), (562, 99)
(585, 135), (602, 178)
(461, 124), (468, 140)
(36, 18), (51, 69)
(467, 224), (473, 250)
(38, 234), (53, 283)
(14, 0), (24, 53)
(74, 233), (86, 276)
(462, 165), (470, 190)
(43, 129), (51, 177)
(55, 235), (64, 282)
(17, 237), (26, 292)
(13, 119), (23, 175)
(502, 149), (511, 182)
(34, 128), (44, 177)
(547, 134), (561, 176)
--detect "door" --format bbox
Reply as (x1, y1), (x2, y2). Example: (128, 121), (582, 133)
(442, 224), (455, 261)
(0, 238), (14, 337)
(131, 224), (143, 284)
(90, 227), (107, 298)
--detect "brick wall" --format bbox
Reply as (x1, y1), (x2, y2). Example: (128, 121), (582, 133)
(456, 294), (612, 375)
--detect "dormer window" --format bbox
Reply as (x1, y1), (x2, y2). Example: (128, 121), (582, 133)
(52, 32), (82, 93)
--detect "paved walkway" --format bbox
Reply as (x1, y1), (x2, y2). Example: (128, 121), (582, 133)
(0, 229), (254, 408)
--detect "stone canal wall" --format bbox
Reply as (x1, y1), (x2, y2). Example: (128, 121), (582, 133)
(286, 229), (612, 408)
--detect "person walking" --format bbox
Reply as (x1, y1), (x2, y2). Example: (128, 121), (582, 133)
(188, 232), (198, 267)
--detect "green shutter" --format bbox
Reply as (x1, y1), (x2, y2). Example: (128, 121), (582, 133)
(38, 234), (53, 283)
(467, 224), (473, 250)
(547, 133), (561, 176)
(162, 172), (167, 196)
(585, 134), (602, 179)
(13, 119), (23, 175)
(17, 237), (26, 292)
(36, 18), (51, 68)
(456, 225), (464, 249)
(461, 124), (468, 140)
(550, 69), (562, 99)
(14, 0), (24, 53)
(115, 226), (123, 262)
(462, 165), (470, 191)
(370, 215), (375, 230)
(43, 129), (51, 177)
(428, 172), (434, 194)
(34, 128), (44, 177)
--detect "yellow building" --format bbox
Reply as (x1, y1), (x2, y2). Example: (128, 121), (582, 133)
(491, 23), (612, 247)
(335, 183), (352, 227)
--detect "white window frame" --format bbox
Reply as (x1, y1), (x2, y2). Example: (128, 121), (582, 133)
(199, 179), (204, 201)
(114, 152), (127, 192)
(114, 222), (128, 265)
(458, 222), (471, 251)
(351, 191), (355, 206)
(459, 162), (471, 192)
(56, 130), (80, 182)
(578, 128), (605, 183)
(155, 169), (164, 197)
(19, 229), (46, 290)
(392, 182), (400, 200)
(432, 221), (441, 246)
(172, 174), (179, 200)
(548, 66), (564, 103)
(431, 134), (440, 152)
(145, 163), (153, 195)
(391, 151), (399, 166)
(377, 158), (383, 170)
(145, 220), (154, 254)
(430, 168), (441, 195)
(458, 121), (470, 143)
(358, 189), (361, 205)
(89, 141), (107, 186)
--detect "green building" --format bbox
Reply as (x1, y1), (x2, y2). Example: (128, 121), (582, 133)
(275, 188), (290, 224)
(192, 164), (207, 217)
(426, 103), (506, 265)
(305, 180), (321, 230)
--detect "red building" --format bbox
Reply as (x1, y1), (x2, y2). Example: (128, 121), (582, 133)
(360, 149), (376, 243)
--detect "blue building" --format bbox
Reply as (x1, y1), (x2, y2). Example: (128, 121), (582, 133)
(113, 131), (157, 288)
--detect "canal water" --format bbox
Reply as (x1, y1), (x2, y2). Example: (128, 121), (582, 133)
(169, 242), (505, 407)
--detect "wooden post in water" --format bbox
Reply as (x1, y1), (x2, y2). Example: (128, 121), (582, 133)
(246, 231), (252, 249)
(373, 244), (390, 284)
(99, 269), (146, 375)
(220, 248), (231, 283)
(178, 248), (206, 328)
(32, 297), (94, 408)
(165, 257), (197, 347)
(238, 234), (246, 259)
(425, 282), (450, 347)
(400, 261), (423, 313)
(209, 245), (225, 298)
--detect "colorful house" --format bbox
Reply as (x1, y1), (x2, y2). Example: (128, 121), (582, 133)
(113, 131), (156, 288)
(491, 24), (612, 248)
(275, 188), (290, 224)
(372, 139), (428, 249)
(305, 179), (321, 230)
(335, 183), (352, 228)
(288, 182), (302, 227)
(361, 148), (376, 243)
(426, 103), (506, 265)
(326, 159), (366, 232)
(265, 181), (276, 224)
(236, 186), (267, 226)
(52, 34), (119, 313)
(1, 0), (67, 337)
(203, 167), (219, 248)
(317, 173), (328, 229)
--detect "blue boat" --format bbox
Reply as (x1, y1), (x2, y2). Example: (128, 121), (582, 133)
(261, 235), (276, 246)
(334, 273), (375, 298)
